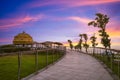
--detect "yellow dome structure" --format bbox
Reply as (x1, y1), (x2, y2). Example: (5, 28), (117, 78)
(13, 31), (33, 46)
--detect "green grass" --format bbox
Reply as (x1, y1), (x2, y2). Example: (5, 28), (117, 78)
(0, 50), (64, 80)
(93, 53), (120, 78)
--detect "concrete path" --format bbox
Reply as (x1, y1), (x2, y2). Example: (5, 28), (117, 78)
(28, 50), (113, 80)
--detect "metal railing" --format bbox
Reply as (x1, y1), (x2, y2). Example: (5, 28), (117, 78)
(0, 46), (66, 80)
(82, 47), (120, 79)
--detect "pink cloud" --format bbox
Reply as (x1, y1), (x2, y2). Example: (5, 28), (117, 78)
(0, 38), (12, 43)
(0, 14), (44, 30)
(28, 0), (120, 8)
(105, 18), (120, 38)
(108, 22), (120, 31)
(67, 16), (92, 24)
(107, 27), (120, 38)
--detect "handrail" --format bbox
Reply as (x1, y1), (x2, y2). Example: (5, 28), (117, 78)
(89, 47), (120, 52)
(0, 46), (66, 80)
(86, 47), (120, 80)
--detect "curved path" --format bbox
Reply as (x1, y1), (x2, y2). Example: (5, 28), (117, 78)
(28, 50), (113, 80)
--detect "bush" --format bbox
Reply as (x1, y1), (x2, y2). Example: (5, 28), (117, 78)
(0, 47), (31, 53)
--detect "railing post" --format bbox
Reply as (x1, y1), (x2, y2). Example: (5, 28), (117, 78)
(101, 48), (103, 62)
(113, 51), (115, 71)
(18, 50), (21, 80)
(99, 48), (101, 59)
(110, 50), (113, 70)
(97, 48), (99, 59)
(92, 47), (94, 56)
(117, 51), (120, 78)
(58, 49), (59, 58)
(46, 48), (48, 67)
(101, 48), (104, 62)
(56, 49), (57, 59)
(52, 49), (54, 63)
(93, 47), (95, 56)
(35, 48), (38, 72)
(103, 49), (105, 63)
(65, 47), (66, 55)
(95, 47), (97, 58)
(96, 48), (98, 58)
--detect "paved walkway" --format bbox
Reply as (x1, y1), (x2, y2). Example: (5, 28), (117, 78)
(28, 50), (113, 80)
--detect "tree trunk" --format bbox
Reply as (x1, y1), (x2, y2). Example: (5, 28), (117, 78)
(18, 51), (21, 80)
(93, 47), (95, 55)
(86, 48), (87, 53)
(35, 49), (38, 72)
(105, 47), (107, 55)
(105, 47), (110, 61)
(80, 45), (82, 52)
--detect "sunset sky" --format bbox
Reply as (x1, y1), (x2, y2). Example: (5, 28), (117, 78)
(0, 0), (120, 49)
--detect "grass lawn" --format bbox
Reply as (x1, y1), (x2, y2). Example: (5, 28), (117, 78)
(0, 50), (64, 80)
(93, 53), (120, 78)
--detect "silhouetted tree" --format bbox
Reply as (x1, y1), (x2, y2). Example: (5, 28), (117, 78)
(90, 33), (98, 55)
(74, 44), (79, 51)
(88, 13), (111, 56)
(68, 40), (73, 50)
(82, 34), (89, 53)
(78, 34), (83, 51)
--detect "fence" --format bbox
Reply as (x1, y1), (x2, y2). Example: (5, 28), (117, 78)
(0, 46), (66, 80)
(81, 47), (120, 79)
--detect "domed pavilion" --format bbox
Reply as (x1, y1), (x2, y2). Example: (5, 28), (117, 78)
(13, 31), (33, 47)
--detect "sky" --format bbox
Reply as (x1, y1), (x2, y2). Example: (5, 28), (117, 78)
(0, 0), (120, 50)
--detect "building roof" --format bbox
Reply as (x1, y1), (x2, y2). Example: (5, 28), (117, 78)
(13, 31), (33, 45)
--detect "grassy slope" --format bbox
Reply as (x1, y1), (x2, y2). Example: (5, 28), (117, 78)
(0, 51), (63, 80)
(93, 54), (120, 78)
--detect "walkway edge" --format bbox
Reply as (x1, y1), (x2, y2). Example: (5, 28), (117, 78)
(89, 54), (120, 80)
(21, 53), (66, 80)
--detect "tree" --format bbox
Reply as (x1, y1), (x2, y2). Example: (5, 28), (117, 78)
(74, 44), (79, 51)
(82, 34), (89, 53)
(68, 40), (73, 50)
(83, 44), (89, 53)
(90, 33), (98, 55)
(78, 34), (83, 51)
(88, 13), (111, 55)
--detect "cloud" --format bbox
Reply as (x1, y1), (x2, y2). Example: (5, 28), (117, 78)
(106, 18), (120, 38)
(107, 28), (120, 38)
(0, 38), (11, 43)
(27, 0), (120, 8)
(0, 14), (44, 30)
(67, 16), (92, 24)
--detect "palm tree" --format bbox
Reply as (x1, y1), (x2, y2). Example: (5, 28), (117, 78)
(68, 40), (73, 50)
(82, 34), (89, 53)
(90, 33), (98, 55)
(88, 13), (111, 56)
